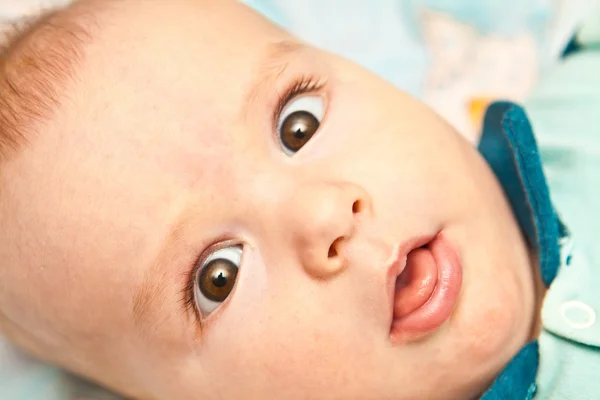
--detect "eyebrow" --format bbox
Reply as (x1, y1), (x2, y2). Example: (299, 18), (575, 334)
(132, 40), (307, 335)
(132, 214), (192, 336)
(241, 39), (306, 120)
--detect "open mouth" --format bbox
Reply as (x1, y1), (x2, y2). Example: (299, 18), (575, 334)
(388, 232), (463, 343)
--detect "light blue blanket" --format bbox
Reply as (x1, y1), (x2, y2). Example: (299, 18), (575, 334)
(240, 0), (585, 139)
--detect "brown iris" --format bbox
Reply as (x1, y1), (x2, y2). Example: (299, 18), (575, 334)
(280, 110), (320, 152)
(198, 258), (238, 302)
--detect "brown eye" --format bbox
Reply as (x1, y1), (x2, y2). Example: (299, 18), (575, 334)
(195, 245), (242, 315)
(277, 95), (324, 155)
(280, 111), (320, 153)
(199, 258), (238, 302)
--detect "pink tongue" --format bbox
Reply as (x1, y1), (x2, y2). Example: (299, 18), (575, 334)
(393, 247), (438, 318)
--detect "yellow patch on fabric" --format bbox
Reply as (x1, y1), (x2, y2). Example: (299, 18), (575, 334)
(468, 97), (493, 131)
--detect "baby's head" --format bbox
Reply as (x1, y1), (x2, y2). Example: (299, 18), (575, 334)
(0, 1), (543, 398)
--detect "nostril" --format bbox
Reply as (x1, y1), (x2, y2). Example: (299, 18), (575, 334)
(352, 200), (362, 214)
(329, 237), (344, 258)
(328, 246), (337, 258)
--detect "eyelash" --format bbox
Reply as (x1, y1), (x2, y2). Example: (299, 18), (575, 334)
(181, 75), (326, 323)
(273, 75), (326, 129)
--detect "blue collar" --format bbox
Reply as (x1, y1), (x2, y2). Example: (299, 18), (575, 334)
(477, 102), (565, 399)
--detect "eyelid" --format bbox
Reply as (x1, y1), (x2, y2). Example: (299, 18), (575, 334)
(278, 96), (325, 128)
(196, 239), (242, 269)
(272, 75), (326, 132)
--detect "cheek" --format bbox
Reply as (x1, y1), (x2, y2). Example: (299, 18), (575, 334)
(197, 260), (386, 397)
(199, 308), (346, 397)
(321, 84), (465, 220)
(453, 267), (531, 366)
(459, 297), (519, 361)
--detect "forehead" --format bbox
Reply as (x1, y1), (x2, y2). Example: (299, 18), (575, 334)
(84, 2), (278, 110)
(61, 0), (296, 189)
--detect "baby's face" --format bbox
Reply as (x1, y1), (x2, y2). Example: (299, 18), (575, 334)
(0, 1), (541, 399)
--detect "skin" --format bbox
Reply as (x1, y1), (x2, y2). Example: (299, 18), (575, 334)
(0, 1), (543, 399)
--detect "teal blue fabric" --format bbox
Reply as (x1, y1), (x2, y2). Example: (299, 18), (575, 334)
(478, 102), (562, 287)
(480, 48), (600, 399)
(482, 342), (539, 400)
(477, 102), (560, 400)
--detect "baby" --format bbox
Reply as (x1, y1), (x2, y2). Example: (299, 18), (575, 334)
(0, 0), (598, 399)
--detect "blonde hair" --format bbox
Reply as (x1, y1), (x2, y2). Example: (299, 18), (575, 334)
(0, 1), (95, 162)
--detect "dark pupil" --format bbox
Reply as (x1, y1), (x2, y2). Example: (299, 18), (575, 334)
(199, 259), (238, 302)
(212, 272), (227, 287)
(280, 110), (320, 152)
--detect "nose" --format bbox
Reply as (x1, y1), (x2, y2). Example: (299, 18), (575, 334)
(282, 181), (372, 279)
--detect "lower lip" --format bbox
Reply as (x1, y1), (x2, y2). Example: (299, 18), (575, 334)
(389, 233), (462, 343)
